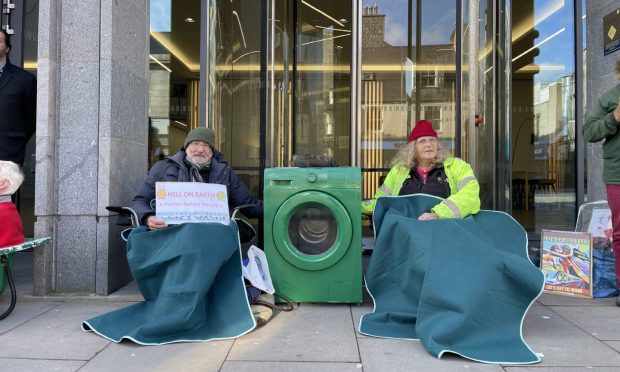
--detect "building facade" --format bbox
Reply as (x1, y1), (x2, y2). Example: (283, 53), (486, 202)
(1, 0), (617, 294)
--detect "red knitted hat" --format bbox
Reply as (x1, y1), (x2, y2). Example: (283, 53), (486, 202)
(407, 120), (437, 143)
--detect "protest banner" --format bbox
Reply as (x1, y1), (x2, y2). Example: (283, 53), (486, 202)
(155, 182), (230, 225)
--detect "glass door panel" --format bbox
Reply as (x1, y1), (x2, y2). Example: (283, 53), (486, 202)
(360, 0), (457, 199)
(149, 0), (201, 166)
(461, 0), (498, 210)
(207, 0), (262, 198)
(295, 1), (352, 163)
(267, 0), (353, 167)
(510, 0), (577, 232)
(268, 0), (295, 167)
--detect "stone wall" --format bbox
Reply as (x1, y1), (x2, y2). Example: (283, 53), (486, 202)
(34, 0), (149, 295)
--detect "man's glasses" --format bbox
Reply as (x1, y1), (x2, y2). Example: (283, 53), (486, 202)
(188, 142), (211, 150)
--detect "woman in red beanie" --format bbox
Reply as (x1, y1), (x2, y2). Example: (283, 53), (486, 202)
(362, 120), (480, 219)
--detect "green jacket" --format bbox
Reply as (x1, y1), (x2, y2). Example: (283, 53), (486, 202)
(362, 157), (481, 218)
(583, 83), (620, 184)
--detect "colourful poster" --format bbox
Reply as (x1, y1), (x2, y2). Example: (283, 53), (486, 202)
(155, 182), (230, 225)
(540, 230), (593, 299)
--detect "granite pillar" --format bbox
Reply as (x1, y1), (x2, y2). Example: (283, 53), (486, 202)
(585, 2), (620, 202)
(34, 0), (149, 295)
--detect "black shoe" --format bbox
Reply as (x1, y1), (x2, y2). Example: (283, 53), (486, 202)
(617, 294), (620, 307)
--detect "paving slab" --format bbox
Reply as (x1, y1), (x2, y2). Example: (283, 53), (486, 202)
(227, 304), (359, 362)
(0, 300), (62, 334)
(0, 301), (128, 360)
(548, 305), (620, 341)
(350, 303), (373, 338)
(605, 341), (620, 353)
(80, 339), (234, 372)
(505, 368), (620, 371)
(0, 358), (84, 372)
(537, 293), (616, 307)
(2, 291), (76, 302)
(520, 305), (620, 366)
(221, 361), (363, 372)
(358, 338), (504, 372)
(0, 249), (618, 370)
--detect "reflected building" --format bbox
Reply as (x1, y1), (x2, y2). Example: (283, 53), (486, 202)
(360, 5), (457, 198)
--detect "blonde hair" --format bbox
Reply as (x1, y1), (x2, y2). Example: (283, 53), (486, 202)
(390, 139), (447, 169)
(0, 161), (25, 195)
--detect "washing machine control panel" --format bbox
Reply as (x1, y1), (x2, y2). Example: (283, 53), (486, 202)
(306, 173), (318, 183)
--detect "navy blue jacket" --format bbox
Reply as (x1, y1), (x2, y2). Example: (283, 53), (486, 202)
(0, 61), (36, 165)
(131, 149), (263, 225)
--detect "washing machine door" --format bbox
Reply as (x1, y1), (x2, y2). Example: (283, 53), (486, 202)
(272, 190), (353, 271)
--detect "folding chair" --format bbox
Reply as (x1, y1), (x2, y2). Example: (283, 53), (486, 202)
(0, 237), (52, 320)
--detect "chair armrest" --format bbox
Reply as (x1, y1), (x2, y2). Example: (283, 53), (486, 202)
(231, 204), (257, 219)
(106, 206), (140, 227)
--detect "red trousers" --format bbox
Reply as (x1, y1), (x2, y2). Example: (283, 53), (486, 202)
(606, 184), (620, 284)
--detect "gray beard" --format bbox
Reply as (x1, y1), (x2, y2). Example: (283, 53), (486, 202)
(184, 156), (212, 183)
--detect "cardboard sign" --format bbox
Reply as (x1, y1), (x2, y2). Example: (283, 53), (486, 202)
(540, 230), (593, 299)
(155, 182), (230, 225)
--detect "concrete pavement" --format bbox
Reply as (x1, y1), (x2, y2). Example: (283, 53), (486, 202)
(1, 251), (619, 372)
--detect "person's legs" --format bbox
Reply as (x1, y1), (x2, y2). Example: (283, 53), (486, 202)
(605, 184), (620, 305)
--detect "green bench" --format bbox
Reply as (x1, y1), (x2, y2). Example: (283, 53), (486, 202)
(0, 237), (52, 320)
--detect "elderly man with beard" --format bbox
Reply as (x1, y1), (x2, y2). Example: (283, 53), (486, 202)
(131, 127), (263, 229)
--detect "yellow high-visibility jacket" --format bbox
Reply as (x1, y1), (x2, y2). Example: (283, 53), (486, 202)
(362, 157), (481, 218)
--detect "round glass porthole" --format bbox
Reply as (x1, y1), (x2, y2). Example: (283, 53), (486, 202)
(287, 204), (338, 256)
(272, 190), (352, 271)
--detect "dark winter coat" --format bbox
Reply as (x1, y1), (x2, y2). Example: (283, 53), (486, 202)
(131, 149), (263, 225)
(583, 83), (620, 184)
(0, 61), (37, 165)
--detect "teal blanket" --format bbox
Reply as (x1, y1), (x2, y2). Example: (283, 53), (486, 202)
(359, 195), (544, 364)
(82, 222), (256, 345)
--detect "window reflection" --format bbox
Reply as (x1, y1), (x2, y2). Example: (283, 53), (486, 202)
(511, 1), (577, 232)
(208, 0), (262, 198)
(295, 0), (352, 164)
(461, 0), (496, 210)
(148, 0), (201, 167)
(267, 1), (352, 167)
(360, 0), (457, 199)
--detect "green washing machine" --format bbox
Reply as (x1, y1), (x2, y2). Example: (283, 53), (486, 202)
(264, 167), (362, 303)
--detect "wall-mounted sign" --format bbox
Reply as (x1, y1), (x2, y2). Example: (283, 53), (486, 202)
(603, 7), (620, 56)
